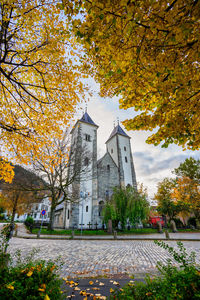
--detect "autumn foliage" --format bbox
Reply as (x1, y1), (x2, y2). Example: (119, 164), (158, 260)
(0, 0), (87, 182)
(65, 0), (200, 150)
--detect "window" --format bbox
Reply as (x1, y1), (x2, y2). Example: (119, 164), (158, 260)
(67, 209), (70, 219)
(86, 206), (88, 212)
(111, 148), (113, 154)
(84, 157), (89, 166)
(125, 156), (128, 163)
(85, 134), (91, 141)
(34, 213), (37, 218)
(124, 146), (126, 151)
(107, 164), (110, 172)
(36, 205), (38, 211)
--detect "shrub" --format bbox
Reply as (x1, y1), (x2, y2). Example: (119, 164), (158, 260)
(0, 261), (64, 299)
(0, 225), (65, 300)
(25, 216), (34, 232)
(111, 241), (200, 299)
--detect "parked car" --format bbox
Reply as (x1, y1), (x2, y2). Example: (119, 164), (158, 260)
(149, 216), (164, 228)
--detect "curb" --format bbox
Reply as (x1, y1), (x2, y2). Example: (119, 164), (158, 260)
(15, 235), (200, 242)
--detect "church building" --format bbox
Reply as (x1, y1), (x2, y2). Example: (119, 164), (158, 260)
(54, 112), (137, 229)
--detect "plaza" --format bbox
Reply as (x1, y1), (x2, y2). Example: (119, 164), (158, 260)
(8, 237), (200, 278)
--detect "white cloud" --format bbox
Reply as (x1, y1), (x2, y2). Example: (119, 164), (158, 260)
(76, 79), (199, 198)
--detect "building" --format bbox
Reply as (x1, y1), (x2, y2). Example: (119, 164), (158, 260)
(14, 196), (51, 223)
(54, 112), (137, 229)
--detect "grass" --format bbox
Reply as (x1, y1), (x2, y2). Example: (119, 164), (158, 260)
(31, 228), (159, 235)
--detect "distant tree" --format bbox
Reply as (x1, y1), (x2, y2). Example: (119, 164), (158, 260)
(65, 0), (200, 150)
(155, 178), (182, 222)
(173, 157), (200, 183)
(172, 176), (200, 228)
(103, 185), (149, 230)
(0, 165), (45, 239)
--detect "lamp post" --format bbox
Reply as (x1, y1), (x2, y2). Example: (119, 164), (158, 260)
(80, 191), (88, 235)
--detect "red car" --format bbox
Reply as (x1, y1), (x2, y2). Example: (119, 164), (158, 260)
(149, 216), (164, 228)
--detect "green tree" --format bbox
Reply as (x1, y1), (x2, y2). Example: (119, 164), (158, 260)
(155, 178), (182, 222)
(173, 157), (200, 183)
(103, 185), (149, 230)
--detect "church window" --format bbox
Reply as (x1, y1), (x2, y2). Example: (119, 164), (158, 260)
(125, 156), (128, 163)
(86, 205), (88, 212)
(124, 146), (126, 151)
(67, 209), (70, 219)
(111, 149), (113, 153)
(107, 164), (110, 172)
(85, 134), (91, 141)
(84, 157), (89, 166)
(99, 201), (104, 217)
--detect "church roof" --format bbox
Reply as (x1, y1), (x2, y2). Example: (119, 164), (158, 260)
(79, 112), (98, 127)
(106, 124), (130, 143)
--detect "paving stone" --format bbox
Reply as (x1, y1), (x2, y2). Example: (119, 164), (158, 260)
(7, 238), (200, 278)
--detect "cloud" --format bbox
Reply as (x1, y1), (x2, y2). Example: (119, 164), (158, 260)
(77, 80), (200, 198)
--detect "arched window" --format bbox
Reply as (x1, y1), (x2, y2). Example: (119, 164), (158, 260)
(111, 148), (113, 153)
(86, 205), (88, 212)
(107, 164), (110, 172)
(84, 157), (89, 166)
(125, 156), (128, 163)
(99, 201), (104, 217)
(124, 146), (126, 151)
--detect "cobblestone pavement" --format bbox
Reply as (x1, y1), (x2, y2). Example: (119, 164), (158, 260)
(7, 238), (200, 278)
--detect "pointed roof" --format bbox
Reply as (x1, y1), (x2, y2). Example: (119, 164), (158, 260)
(79, 112), (98, 127)
(106, 124), (130, 143)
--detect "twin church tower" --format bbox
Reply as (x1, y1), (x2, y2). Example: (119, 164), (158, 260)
(54, 112), (137, 229)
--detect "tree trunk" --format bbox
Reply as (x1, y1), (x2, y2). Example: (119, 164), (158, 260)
(48, 205), (55, 231)
(4, 194), (19, 253)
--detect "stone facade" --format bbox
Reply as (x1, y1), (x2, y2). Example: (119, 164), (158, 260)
(54, 112), (137, 229)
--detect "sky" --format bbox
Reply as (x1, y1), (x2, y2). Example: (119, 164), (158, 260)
(76, 79), (199, 199)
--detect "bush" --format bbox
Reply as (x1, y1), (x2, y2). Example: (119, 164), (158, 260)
(173, 218), (184, 228)
(25, 216), (34, 232)
(188, 217), (197, 228)
(111, 241), (200, 299)
(0, 249), (65, 300)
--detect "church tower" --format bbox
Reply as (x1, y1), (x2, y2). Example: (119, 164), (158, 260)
(105, 123), (137, 189)
(68, 112), (99, 229)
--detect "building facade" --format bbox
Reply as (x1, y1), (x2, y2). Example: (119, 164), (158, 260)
(54, 112), (137, 229)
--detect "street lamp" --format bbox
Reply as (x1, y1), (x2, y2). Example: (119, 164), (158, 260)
(80, 191), (88, 235)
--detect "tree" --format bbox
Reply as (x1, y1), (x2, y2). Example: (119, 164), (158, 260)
(65, 0), (200, 150)
(29, 131), (91, 230)
(173, 157), (200, 182)
(0, 165), (45, 239)
(0, 0), (87, 181)
(172, 176), (200, 227)
(103, 185), (149, 230)
(155, 178), (182, 221)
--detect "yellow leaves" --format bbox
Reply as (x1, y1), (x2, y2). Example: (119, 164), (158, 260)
(44, 295), (50, 300)
(27, 267), (34, 277)
(0, 160), (14, 183)
(0, 0), (89, 168)
(6, 282), (15, 290)
(89, 281), (94, 285)
(110, 288), (114, 293)
(65, 0), (200, 150)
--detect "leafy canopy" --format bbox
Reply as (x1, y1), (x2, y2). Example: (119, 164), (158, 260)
(103, 185), (149, 229)
(173, 157), (200, 182)
(0, 0), (87, 182)
(64, 0), (200, 150)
